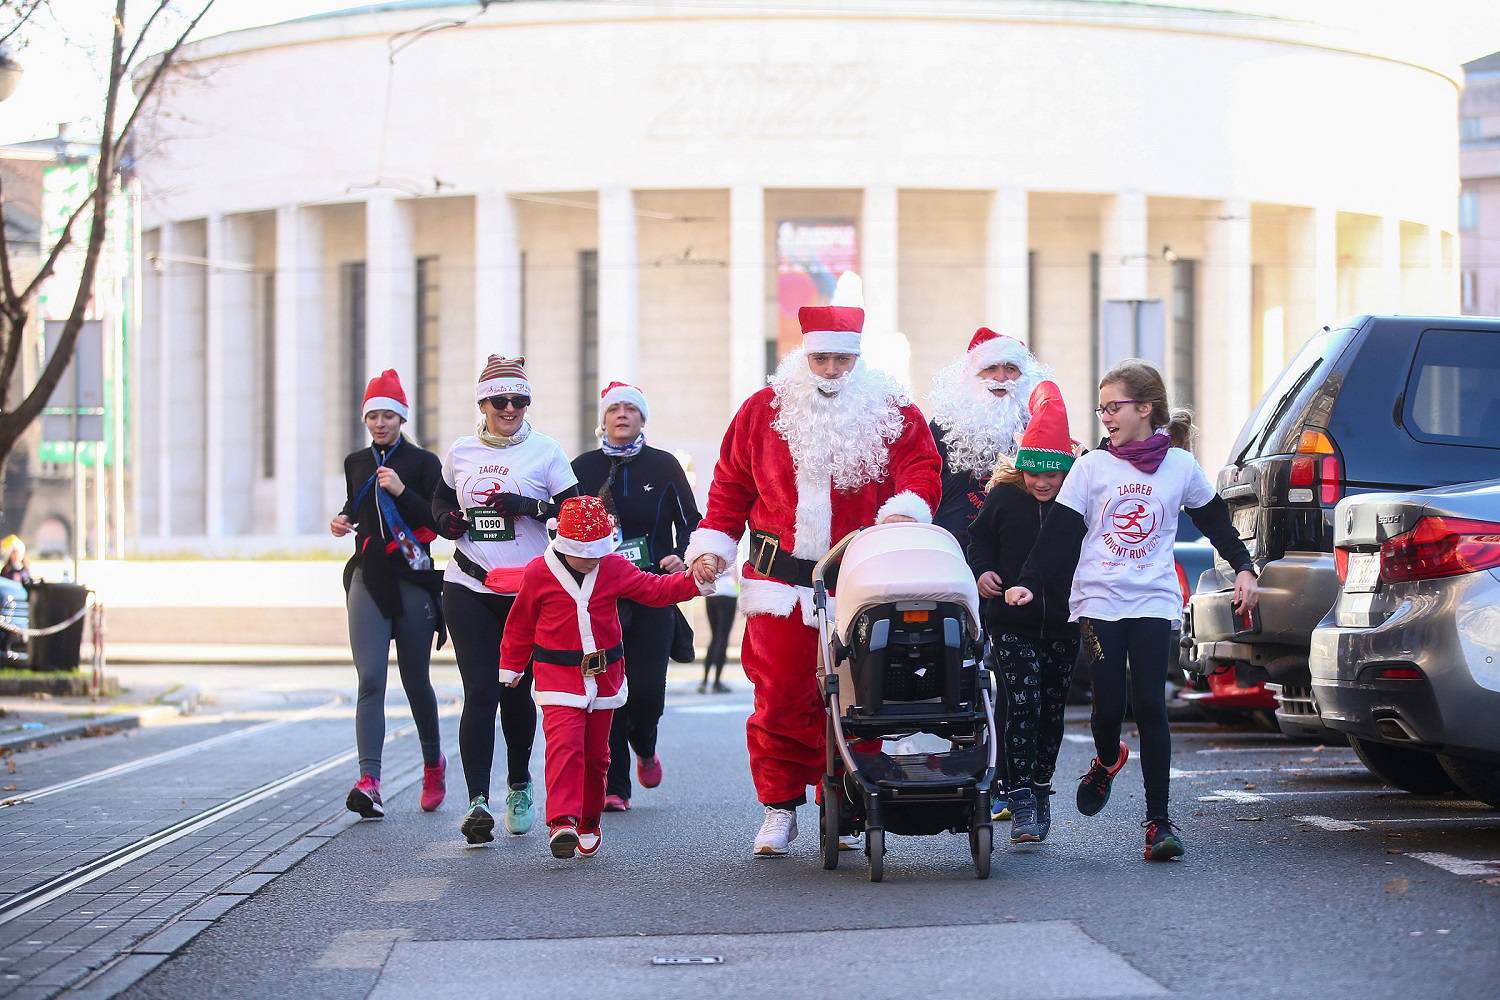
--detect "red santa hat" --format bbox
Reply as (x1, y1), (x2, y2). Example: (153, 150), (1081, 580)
(362, 369), (408, 420)
(476, 355), (532, 404)
(798, 271), (865, 356)
(966, 327), (1036, 373)
(552, 495), (619, 559)
(1014, 380), (1075, 473)
(598, 381), (650, 424)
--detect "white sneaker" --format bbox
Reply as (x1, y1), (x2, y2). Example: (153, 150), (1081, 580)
(838, 834), (861, 851)
(753, 806), (798, 856)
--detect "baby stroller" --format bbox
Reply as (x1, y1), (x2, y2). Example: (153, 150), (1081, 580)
(812, 522), (997, 882)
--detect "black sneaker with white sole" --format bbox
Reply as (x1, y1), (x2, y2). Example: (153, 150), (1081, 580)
(460, 796), (496, 845)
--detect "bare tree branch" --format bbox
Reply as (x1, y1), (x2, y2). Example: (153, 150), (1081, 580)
(0, 0), (48, 51)
(120, 0), (168, 77)
(110, 1), (217, 165)
(16, 191), (89, 304)
(0, 173), (16, 307)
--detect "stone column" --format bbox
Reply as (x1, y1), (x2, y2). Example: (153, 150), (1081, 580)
(274, 204), (325, 537)
(474, 190), (523, 377)
(154, 221), (176, 539)
(596, 187), (640, 388)
(204, 213), (256, 537)
(1427, 223), (1446, 313)
(365, 195), (417, 435)
(1382, 215), (1403, 313)
(1200, 199), (1253, 467)
(1100, 190), (1149, 302)
(986, 186), (1029, 340)
(728, 184), (766, 410)
(1314, 205), (1338, 328)
(861, 184), (899, 337)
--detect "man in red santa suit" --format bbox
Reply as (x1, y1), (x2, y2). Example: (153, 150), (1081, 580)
(926, 327), (1054, 553)
(499, 496), (706, 861)
(687, 273), (942, 857)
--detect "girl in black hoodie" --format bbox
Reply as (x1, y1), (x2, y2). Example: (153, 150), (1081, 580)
(966, 388), (1079, 846)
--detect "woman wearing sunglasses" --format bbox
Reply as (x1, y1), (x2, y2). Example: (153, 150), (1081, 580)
(433, 355), (580, 845)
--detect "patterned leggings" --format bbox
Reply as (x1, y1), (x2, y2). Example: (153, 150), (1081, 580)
(990, 631), (1080, 789)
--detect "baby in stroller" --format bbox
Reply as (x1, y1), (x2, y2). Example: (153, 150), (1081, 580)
(812, 521), (998, 882)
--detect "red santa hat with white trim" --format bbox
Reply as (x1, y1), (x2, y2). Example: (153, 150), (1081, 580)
(598, 381), (650, 424)
(552, 495), (619, 559)
(966, 326), (1040, 374)
(476, 355), (532, 404)
(1014, 380), (1075, 473)
(798, 271), (865, 355)
(362, 369), (408, 420)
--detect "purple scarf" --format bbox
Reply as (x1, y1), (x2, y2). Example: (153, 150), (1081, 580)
(1107, 428), (1171, 474)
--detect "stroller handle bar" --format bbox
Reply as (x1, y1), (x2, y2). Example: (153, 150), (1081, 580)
(811, 529), (862, 611)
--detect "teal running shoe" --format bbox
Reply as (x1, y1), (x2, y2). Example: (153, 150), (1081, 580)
(504, 783), (535, 836)
(460, 795), (495, 845)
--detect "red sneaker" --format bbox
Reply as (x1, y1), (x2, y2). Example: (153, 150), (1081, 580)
(420, 754), (447, 812)
(346, 774), (383, 819)
(603, 794), (631, 812)
(548, 822), (580, 859)
(637, 754), (663, 789)
(576, 827), (602, 858)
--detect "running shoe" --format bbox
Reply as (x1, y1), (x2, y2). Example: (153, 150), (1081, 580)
(548, 822), (581, 859)
(603, 794), (631, 812)
(576, 828), (602, 858)
(1035, 782), (1054, 841)
(698, 679), (709, 694)
(1143, 817), (1186, 861)
(504, 783), (535, 835)
(637, 754), (663, 789)
(753, 806), (798, 856)
(838, 834), (861, 851)
(712, 680), (732, 694)
(1076, 741), (1130, 817)
(991, 792), (1012, 822)
(346, 775), (384, 819)
(460, 795), (495, 845)
(1008, 787), (1041, 844)
(419, 754), (447, 813)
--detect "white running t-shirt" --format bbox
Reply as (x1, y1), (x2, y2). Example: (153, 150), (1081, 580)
(1054, 445), (1216, 626)
(441, 431), (578, 595)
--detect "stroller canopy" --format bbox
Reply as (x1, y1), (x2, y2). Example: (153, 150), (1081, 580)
(833, 522), (981, 640)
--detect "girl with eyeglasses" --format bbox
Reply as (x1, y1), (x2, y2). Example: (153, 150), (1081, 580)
(1005, 359), (1258, 862)
(433, 355), (580, 845)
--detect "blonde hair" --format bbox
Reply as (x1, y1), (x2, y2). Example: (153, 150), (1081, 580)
(1100, 359), (1194, 450)
(986, 453), (1022, 491)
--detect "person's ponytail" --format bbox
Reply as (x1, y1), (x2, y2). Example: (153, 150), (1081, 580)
(1166, 407), (1195, 450)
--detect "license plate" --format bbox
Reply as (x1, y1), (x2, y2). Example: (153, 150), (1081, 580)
(1344, 551), (1381, 593)
(1232, 506), (1258, 541)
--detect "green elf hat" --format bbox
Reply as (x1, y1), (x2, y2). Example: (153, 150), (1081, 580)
(1014, 380), (1075, 474)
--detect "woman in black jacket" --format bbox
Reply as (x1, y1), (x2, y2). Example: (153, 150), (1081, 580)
(332, 370), (446, 820)
(572, 382), (701, 811)
(966, 391), (1079, 847)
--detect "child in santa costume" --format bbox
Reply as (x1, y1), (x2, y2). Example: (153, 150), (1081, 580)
(499, 496), (707, 860)
(966, 382), (1078, 847)
(686, 272), (942, 858)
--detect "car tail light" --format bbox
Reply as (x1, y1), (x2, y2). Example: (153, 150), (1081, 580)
(1334, 546), (1349, 583)
(1380, 516), (1500, 583)
(1377, 666), (1424, 680)
(1290, 429), (1342, 505)
(1175, 561), (1190, 607)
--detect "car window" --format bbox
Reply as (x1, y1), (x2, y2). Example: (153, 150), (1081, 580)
(1230, 333), (1329, 462)
(1404, 330), (1500, 451)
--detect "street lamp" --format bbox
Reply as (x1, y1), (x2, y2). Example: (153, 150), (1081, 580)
(0, 50), (21, 103)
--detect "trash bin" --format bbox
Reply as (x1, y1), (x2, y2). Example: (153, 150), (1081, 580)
(26, 582), (89, 671)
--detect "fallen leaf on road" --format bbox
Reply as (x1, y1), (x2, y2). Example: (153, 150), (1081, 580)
(2, 784), (13, 791)
(1385, 875), (1410, 893)
(1299, 757), (1317, 763)
(1243, 783), (1258, 790)
(1480, 877), (1500, 886)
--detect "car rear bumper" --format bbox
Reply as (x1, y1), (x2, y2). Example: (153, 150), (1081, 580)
(1309, 571), (1500, 763)
(1184, 552), (1341, 679)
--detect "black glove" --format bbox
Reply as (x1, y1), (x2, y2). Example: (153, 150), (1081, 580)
(437, 510), (467, 540)
(486, 493), (556, 521)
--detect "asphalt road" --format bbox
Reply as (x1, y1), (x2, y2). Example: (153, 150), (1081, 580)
(90, 674), (1500, 1000)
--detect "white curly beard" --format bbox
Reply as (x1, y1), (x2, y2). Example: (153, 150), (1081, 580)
(928, 358), (1038, 478)
(769, 349), (910, 492)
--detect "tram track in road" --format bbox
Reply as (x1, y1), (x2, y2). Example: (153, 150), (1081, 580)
(0, 720), (419, 929)
(0, 698), (348, 810)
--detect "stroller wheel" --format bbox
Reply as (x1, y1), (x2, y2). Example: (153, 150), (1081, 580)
(970, 824), (992, 880)
(819, 782), (840, 871)
(866, 828), (885, 883)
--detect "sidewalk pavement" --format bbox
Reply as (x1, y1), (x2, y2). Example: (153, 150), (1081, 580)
(0, 678), (197, 752)
(106, 643), (745, 667)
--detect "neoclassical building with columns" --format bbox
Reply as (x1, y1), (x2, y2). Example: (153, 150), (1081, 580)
(133, 0), (1461, 552)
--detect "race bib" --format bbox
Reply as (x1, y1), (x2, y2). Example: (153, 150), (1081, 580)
(466, 507), (515, 543)
(615, 535), (652, 570)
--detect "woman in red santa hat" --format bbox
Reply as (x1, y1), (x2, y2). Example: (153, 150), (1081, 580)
(332, 369), (447, 819)
(687, 272), (942, 857)
(499, 496), (709, 859)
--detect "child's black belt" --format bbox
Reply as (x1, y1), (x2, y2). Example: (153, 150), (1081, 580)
(532, 643), (625, 676)
(748, 529), (817, 588)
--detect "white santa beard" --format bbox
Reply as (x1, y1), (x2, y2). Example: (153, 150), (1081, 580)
(769, 350), (910, 558)
(929, 358), (1035, 478)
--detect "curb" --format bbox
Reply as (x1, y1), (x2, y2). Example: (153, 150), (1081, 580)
(0, 712), (141, 752)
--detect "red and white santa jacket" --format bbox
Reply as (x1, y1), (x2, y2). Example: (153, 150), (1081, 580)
(684, 385), (942, 625)
(499, 549), (703, 710)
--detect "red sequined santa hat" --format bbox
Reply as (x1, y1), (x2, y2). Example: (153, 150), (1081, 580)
(552, 496), (619, 558)
(798, 271), (865, 355)
(362, 369), (408, 420)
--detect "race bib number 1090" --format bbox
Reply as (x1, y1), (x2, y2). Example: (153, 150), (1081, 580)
(466, 508), (515, 543)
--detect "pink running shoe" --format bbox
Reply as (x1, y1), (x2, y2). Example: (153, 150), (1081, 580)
(420, 754), (447, 812)
(637, 754), (663, 789)
(346, 774), (384, 819)
(603, 794), (631, 812)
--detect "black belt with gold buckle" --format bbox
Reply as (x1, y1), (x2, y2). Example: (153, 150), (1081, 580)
(532, 643), (625, 676)
(749, 530), (817, 588)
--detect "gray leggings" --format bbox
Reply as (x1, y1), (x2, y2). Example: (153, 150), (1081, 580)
(348, 571), (443, 779)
